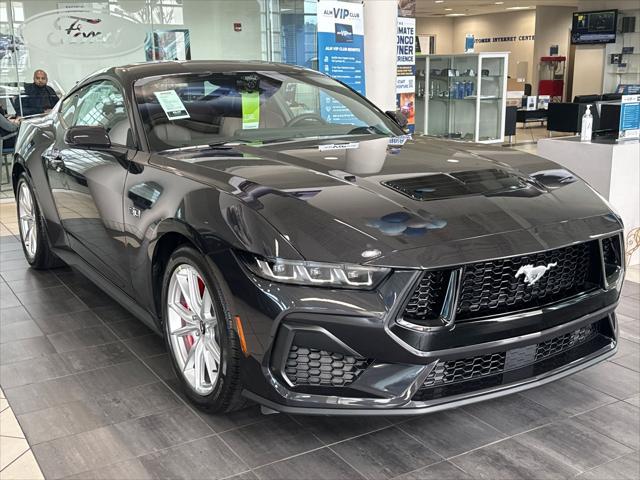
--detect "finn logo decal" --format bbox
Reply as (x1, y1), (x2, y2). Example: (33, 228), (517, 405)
(515, 262), (557, 286)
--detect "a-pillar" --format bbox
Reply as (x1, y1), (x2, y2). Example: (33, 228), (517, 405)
(363, 0), (398, 111)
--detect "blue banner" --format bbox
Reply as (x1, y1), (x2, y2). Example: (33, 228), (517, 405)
(317, 1), (365, 124)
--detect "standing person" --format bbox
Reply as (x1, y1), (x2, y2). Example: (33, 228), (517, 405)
(20, 69), (60, 116)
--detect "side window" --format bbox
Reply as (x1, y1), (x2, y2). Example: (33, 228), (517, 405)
(59, 94), (77, 127)
(73, 81), (133, 147)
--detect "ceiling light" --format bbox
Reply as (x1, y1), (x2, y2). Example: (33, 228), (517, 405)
(495, 1), (504, 4)
(506, 6), (532, 9)
(446, 13), (466, 16)
(445, 8), (452, 11)
(435, 0), (444, 3)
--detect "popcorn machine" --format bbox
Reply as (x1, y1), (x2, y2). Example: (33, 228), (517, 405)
(538, 56), (566, 101)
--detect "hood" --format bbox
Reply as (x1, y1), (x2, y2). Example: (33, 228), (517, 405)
(154, 135), (619, 266)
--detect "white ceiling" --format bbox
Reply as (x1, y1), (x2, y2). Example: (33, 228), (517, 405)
(416, 0), (578, 17)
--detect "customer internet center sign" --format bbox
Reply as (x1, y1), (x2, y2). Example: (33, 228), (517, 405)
(21, 8), (146, 59)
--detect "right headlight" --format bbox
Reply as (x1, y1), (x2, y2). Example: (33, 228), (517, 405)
(239, 253), (390, 290)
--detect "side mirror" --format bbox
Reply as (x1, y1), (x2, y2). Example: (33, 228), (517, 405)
(385, 110), (408, 129)
(65, 126), (111, 149)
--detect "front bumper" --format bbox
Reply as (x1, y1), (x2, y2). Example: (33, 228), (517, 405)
(210, 243), (622, 415)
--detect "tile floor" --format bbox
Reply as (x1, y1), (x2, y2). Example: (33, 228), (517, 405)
(0, 199), (639, 480)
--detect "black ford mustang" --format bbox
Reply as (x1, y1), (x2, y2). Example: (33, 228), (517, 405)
(12, 61), (624, 415)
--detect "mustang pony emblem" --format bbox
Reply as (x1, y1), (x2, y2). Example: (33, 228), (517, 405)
(515, 262), (557, 285)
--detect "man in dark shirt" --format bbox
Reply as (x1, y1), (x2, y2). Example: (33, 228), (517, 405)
(20, 69), (60, 116)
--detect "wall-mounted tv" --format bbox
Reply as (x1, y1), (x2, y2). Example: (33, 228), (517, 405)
(571, 10), (618, 44)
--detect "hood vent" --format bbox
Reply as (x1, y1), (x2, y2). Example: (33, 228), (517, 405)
(382, 169), (529, 201)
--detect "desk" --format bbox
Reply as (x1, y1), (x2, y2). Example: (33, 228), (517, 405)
(537, 136), (640, 266)
(517, 109), (547, 126)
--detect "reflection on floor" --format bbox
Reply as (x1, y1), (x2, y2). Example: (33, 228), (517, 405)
(0, 201), (639, 480)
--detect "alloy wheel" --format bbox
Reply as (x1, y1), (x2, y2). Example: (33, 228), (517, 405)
(18, 181), (38, 260)
(167, 264), (221, 395)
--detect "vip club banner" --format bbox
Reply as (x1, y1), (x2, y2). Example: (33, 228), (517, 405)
(396, 16), (416, 132)
(317, 0), (365, 123)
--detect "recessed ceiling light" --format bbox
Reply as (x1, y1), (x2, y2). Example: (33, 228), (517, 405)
(435, 0), (444, 3)
(506, 6), (532, 9)
(495, 1), (504, 4)
(445, 8), (452, 11)
(446, 13), (466, 16)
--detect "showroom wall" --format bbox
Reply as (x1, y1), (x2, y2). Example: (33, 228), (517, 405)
(415, 16), (453, 54)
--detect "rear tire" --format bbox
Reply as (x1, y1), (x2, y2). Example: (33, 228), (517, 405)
(161, 246), (248, 413)
(16, 173), (62, 270)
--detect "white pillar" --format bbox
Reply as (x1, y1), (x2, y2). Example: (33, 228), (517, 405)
(363, 0), (397, 111)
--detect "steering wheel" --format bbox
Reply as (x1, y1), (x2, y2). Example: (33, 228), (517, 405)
(285, 113), (327, 127)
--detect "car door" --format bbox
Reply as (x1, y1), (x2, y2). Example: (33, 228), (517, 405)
(44, 79), (134, 289)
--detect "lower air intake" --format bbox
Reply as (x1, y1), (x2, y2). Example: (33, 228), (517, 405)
(284, 345), (370, 387)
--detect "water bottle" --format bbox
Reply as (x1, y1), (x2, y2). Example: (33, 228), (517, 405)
(580, 105), (593, 142)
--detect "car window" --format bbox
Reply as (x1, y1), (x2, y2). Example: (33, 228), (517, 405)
(72, 80), (133, 147)
(59, 94), (77, 127)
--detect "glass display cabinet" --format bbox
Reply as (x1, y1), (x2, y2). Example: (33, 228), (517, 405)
(415, 52), (509, 143)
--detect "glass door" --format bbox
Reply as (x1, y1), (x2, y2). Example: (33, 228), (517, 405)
(477, 55), (505, 142)
(426, 55), (451, 137)
(449, 54), (478, 141)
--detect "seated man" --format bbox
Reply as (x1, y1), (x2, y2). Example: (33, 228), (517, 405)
(20, 69), (60, 116)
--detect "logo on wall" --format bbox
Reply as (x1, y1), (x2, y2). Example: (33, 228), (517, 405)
(21, 9), (146, 59)
(335, 23), (353, 43)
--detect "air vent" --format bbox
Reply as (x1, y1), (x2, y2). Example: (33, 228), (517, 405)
(382, 169), (528, 201)
(601, 234), (623, 282)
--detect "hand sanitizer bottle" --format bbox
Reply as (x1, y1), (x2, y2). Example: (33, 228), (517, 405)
(581, 105), (593, 142)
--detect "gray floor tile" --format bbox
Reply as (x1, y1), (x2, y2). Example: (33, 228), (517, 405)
(0, 352), (70, 388)
(0, 318), (43, 343)
(59, 341), (136, 373)
(197, 404), (267, 434)
(617, 296), (639, 320)
(14, 285), (77, 305)
(520, 377), (617, 416)
(24, 296), (88, 319)
(32, 425), (133, 479)
(612, 351), (640, 372)
(17, 399), (111, 445)
(292, 414), (392, 444)
(140, 435), (248, 480)
(94, 382), (182, 424)
(397, 409), (505, 458)
(122, 334), (167, 358)
(616, 336), (640, 357)
(226, 472), (259, 480)
(394, 461), (472, 480)
(330, 426), (441, 479)
(74, 359), (156, 395)
(253, 447), (365, 480)
(577, 451), (640, 479)
(92, 304), (138, 324)
(47, 325), (118, 353)
(33, 310), (101, 334)
(450, 437), (580, 480)
(0, 282), (20, 308)
(619, 315), (639, 343)
(0, 305), (31, 326)
(66, 282), (119, 309)
(514, 417), (633, 472)
(621, 281), (640, 299)
(3, 268), (62, 293)
(624, 393), (640, 407)
(462, 393), (564, 435)
(0, 335), (57, 364)
(3, 375), (91, 415)
(573, 401), (640, 450)
(108, 317), (155, 339)
(112, 405), (213, 457)
(64, 459), (153, 480)
(145, 353), (177, 381)
(220, 415), (323, 468)
(573, 360), (640, 400)
(0, 257), (30, 272)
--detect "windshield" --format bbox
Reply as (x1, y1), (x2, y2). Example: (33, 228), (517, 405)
(134, 70), (403, 151)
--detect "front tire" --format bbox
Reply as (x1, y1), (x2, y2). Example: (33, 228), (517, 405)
(16, 173), (61, 269)
(162, 246), (247, 413)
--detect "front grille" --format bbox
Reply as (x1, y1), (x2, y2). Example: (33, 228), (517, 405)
(413, 321), (601, 399)
(456, 242), (596, 320)
(402, 270), (450, 323)
(602, 235), (622, 279)
(284, 345), (370, 387)
(535, 323), (598, 361)
(423, 352), (505, 387)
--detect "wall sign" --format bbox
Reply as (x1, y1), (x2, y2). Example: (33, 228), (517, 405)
(619, 95), (640, 141)
(475, 35), (535, 44)
(396, 16), (415, 132)
(21, 8), (145, 59)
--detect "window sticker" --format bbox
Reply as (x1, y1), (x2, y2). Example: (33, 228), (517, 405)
(318, 142), (359, 151)
(154, 90), (190, 120)
(241, 91), (260, 129)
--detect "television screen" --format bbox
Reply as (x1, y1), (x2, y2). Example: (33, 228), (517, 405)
(571, 10), (618, 44)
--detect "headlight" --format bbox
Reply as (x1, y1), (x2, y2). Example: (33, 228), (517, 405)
(239, 253), (390, 289)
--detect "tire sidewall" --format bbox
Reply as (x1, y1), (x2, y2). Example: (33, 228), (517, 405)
(161, 246), (236, 410)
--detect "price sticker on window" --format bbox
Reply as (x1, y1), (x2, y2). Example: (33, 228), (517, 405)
(154, 90), (190, 120)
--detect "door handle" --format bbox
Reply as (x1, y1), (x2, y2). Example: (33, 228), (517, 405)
(43, 150), (64, 171)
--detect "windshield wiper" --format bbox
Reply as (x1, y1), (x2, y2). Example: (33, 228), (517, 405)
(346, 125), (388, 135)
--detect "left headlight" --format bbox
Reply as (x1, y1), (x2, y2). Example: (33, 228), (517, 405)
(239, 253), (390, 289)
